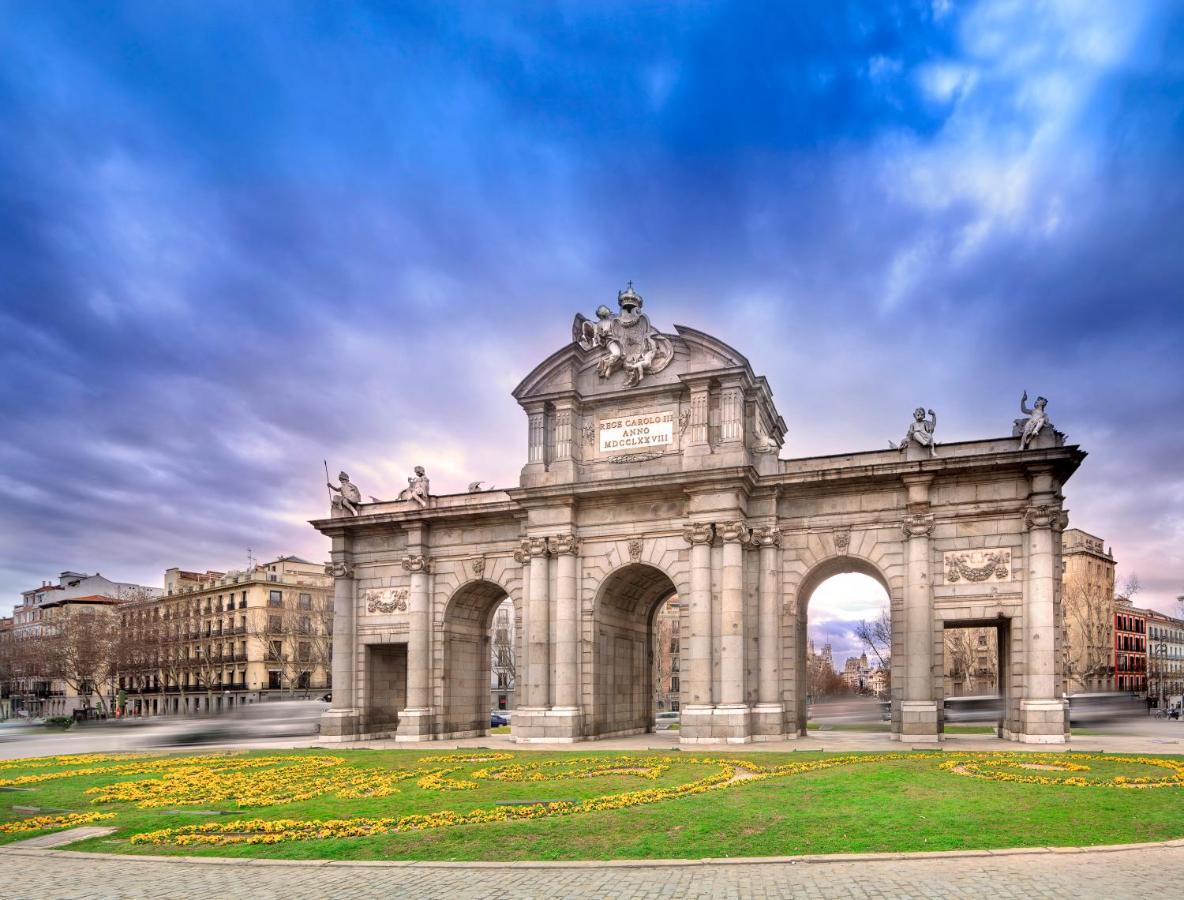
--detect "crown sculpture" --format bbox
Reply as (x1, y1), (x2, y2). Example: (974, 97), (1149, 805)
(573, 282), (675, 387)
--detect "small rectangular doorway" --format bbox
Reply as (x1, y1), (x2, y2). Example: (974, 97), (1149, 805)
(365, 643), (407, 734)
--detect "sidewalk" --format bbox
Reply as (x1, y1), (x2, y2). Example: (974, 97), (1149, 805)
(332, 726), (1184, 755)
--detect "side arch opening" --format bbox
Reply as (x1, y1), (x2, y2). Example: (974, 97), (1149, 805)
(440, 579), (517, 738)
(591, 563), (679, 738)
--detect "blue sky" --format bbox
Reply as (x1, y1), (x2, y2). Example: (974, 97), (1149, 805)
(1, 2), (1182, 663)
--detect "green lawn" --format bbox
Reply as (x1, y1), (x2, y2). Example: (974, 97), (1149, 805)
(1, 748), (1183, 861)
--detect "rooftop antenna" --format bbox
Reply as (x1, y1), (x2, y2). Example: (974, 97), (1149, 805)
(247, 547), (255, 570)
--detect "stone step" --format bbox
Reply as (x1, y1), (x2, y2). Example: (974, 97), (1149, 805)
(4, 827), (117, 850)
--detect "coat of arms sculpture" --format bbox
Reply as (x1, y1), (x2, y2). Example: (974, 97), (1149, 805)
(573, 283), (675, 387)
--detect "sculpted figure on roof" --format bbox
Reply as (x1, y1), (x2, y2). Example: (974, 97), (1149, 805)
(573, 283), (674, 387)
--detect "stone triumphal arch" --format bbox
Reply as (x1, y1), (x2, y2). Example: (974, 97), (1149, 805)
(314, 286), (1081, 744)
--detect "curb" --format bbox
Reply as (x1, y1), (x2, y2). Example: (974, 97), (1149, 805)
(2, 840), (1184, 870)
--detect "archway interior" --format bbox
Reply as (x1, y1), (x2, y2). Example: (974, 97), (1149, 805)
(797, 563), (892, 733)
(942, 620), (1006, 733)
(593, 564), (678, 737)
(440, 580), (514, 737)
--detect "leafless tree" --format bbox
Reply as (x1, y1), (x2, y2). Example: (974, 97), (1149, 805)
(41, 606), (119, 714)
(245, 591), (332, 697)
(855, 607), (892, 670)
(1062, 571), (1139, 692)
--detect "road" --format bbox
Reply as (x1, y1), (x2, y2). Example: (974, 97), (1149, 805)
(0, 725), (317, 760)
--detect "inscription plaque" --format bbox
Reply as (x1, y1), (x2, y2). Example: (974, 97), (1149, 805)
(599, 411), (674, 452)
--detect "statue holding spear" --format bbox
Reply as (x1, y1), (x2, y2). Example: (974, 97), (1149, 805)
(325, 461), (361, 517)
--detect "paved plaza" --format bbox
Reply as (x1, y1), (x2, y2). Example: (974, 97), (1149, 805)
(1, 843), (1182, 899)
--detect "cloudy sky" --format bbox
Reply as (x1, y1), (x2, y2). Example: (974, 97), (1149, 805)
(2, 2), (1181, 662)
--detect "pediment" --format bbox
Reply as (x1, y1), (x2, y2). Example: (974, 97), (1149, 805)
(513, 323), (755, 403)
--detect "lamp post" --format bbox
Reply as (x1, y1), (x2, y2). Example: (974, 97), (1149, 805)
(1154, 642), (1168, 712)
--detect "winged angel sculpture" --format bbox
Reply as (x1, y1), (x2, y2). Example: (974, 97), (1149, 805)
(573, 283), (674, 387)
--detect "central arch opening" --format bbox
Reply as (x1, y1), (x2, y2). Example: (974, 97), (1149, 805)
(796, 560), (893, 734)
(592, 563), (679, 738)
(439, 580), (517, 739)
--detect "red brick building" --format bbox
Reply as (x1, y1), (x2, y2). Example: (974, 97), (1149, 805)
(1113, 600), (1148, 694)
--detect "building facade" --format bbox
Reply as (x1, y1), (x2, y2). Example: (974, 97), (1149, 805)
(490, 599), (517, 711)
(652, 595), (681, 712)
(1112, 599), (1148, 695)
(6, 572), (161, 718)
(1061, 528), (1117, 692)
(1146, 610), (1184, 709)
(117, 556), (332, 716)
(314, 289), (1084, 745)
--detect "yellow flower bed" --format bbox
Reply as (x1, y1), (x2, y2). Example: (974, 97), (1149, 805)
(5, 747), (1183, 848)
(940, 752), (1184, 787)
(0, 812), (114, 834)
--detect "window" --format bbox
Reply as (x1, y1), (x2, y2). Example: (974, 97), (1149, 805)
(267, 671), (282, 690)
(298, 642), (310, 662)
(268, 640), (283, 661)
(268, 590), (283, 608)
(671, 700), (680, 712)
(268, 615), (282, 633)
(671, 676), (680, 692)
(298, 616), (310, 634)
(298, 593), (312, 610)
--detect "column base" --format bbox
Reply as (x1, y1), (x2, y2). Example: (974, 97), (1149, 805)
(899, 700), (941, 742)
(1013, 699), (1069, 743)
(512, 706), (585, 743)
(750, 703), (785, 740)
(394, 707), (435, 741)
(679, 704), (751, 744)
(319, 708), (360, 741)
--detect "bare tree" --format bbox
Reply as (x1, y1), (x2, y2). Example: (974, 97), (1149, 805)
(1063, 570), (1125, 692)
(41, 606), (119, 715)
(156, 612), (191, 712)
(245, 591), (332, 697)
(855, 607), (892, 669)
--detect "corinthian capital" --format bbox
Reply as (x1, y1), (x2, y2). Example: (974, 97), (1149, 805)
(325, 561), (354, 580)
(401, 554), (433, 574)
(1024, 504), (1068, 531)
(516, 536), (551, 562)
(682, 522), (715, 546)
(719, 520), (752, 544)
(901, 513), (936, 540)
(549, 533), (581, 556)
(751, 525), (782, 548)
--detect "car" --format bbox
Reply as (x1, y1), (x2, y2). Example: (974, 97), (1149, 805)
(135, 699), (329, 747)
(490, 713), (509, 727)
(654, 711), (680, 730)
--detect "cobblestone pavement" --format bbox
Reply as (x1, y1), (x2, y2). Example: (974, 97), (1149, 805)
(2, 845), (1182, 899)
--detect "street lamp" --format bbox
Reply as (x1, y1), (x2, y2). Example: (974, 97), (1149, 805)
(1154, 642), (1168, 713)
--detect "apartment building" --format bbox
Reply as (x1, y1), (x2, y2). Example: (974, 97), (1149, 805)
(118, 556), (332, 716)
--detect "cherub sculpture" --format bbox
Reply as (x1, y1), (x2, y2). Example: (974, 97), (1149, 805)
(1015, 391), (1053, 450)
(891, 408), (938, 457)
(398, 466), (430, 507)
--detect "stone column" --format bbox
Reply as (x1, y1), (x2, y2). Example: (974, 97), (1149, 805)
(680, 522), (715, 741)
(320, 557), (360, 740)
(752, 525), (784, 739)
(546, 533), (582, 740)
(715, 520), (752, 743)
(512, 537), (552, 741)
(396, 552), (434, 740)
(1019, 501), (1069, 743)
(550, 534), (580, 709)
(900, 497), (939, 742)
